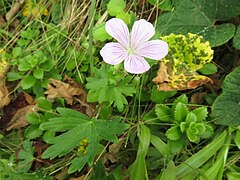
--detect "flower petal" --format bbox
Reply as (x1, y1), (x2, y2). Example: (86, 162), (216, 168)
(105, 18), (130, 48)
(136, 40), (168, 60)
(130, 19), (155, 47)
(124, 55), (150, 74)
(100, 42), (127, 65)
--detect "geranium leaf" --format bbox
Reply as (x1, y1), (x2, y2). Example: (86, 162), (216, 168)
(40, 108), (128, 173)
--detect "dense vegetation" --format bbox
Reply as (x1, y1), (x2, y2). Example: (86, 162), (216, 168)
(0, 0), (240, 179)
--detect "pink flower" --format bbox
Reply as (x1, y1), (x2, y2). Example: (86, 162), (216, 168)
(100, 18), (168, 74)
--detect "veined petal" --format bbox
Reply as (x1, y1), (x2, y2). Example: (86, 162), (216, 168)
(100, 42), (127, 65)
(105, 18), (130, 48)
(124, 55), (150, 74)
(136, 40), (168, 60)
(130, 19), (155, 47)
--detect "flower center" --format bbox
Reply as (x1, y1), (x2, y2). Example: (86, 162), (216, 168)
(126, 46), (135, 55)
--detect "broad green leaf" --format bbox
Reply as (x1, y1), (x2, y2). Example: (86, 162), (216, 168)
(192, 107), (208, 122)
(93, 23), (111, 42)
(176, 130), (227, 178)
(151, 86), (177, 104)
(37, 97), (52, 110)
(107, 0), (126, 16)
(40, 108), (128, 173)
(166, 126), (181, 140)
(12, 47), (22, 58)
(198, 63), (218, 75)
(116, 11), (131, 24)
(234, 130), (240, 149)
(112, 87), (128, 112)
(21, 76), (37, 89)
(212, 66), (240, 126)
(200, 132), (231, 180)
(156, 0), (240, 47)
(130, 125), (150, 180)
(7, 72), (23, 81)
(174, 102), (189, 123)
(24, 125), (43, 139)
(151, 135), (170, 156)
(27, 113), (41, 125)
(233, 25), (240, 49)
(158, 161), (177, 180)
(155, 104), (173, 122)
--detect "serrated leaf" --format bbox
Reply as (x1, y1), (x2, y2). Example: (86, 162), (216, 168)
(27, 113), (41, 125)
(156, 0), (240, 47)
(24, 125), (43, 139)
(212, 66), (240, 126)
(18, 140), (35, 172)
(180, 122), (188, 132)
(40, 108), (128, 173)
(186, 129), (199, 143)
(172, 94), (188, 112)
(192, 107), (208, 122)
(18, 59), (32, 71)
(198, 63), (218, 75)
(33, 68), (44, 79)
(166, 126), (181, 140)
(155, 104), (173, 122)
(168, 138), (185, 154)
(21, 76), (37, 89)
(174, 102), (189, 123)
(201, 124), (214, 139)
(185, 112), (197, 123)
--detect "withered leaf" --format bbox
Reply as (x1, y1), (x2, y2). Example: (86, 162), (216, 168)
(153, 62), (213, 91)
(45, 78), (84, 105)
(0, 92), (35, 130)
(104, 138), (124, 164)
(6, 105), (36, 131)
(0, 59), (10, 108)
(45, 76), (95, 117)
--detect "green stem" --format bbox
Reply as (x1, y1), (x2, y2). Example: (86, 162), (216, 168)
(88, 0), (96, 76)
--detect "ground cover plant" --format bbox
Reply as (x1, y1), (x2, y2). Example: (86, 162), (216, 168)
(0, 0), (240, 179)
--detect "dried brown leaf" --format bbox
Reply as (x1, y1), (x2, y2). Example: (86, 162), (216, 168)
(6, 104), (36, 131)
(153, 62), (169, 84)
(0, 59), (10, 108)
(153, 62), (213, 91)
(0, 92), (35, 130)
(45, 78), (83, 105)
(45, 76), (95, 117)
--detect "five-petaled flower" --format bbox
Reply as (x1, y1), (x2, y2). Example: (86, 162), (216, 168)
(100, 18), (168, 74)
